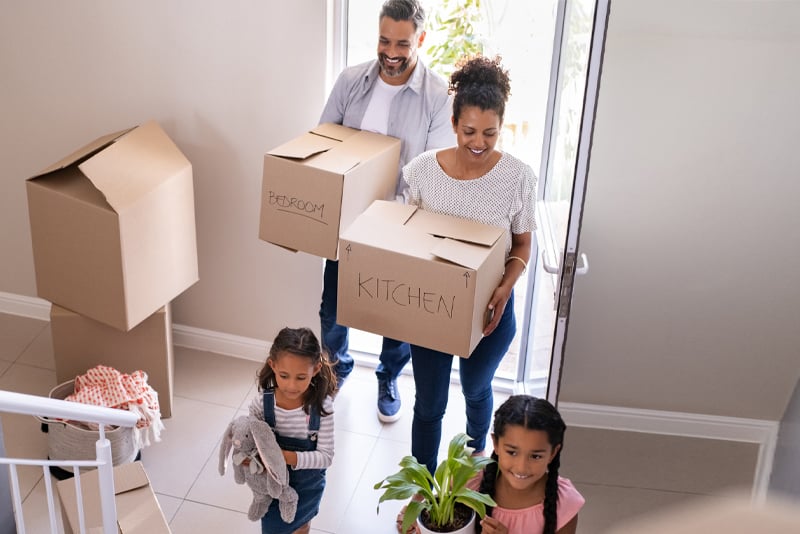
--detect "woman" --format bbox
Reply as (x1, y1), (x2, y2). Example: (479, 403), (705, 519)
(403, 55), (536, 475)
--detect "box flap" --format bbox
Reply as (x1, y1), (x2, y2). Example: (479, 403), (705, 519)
(430, 237), (492, 270)
(362, 200), (417, 225)
(311, 122), (360, 142)
(307, 150), (362, 175)
(112, 461), (151, 494)
(268, 131), (340, 160)
(31, 128), (134, 179)
(77, 120), (191, 212)
(406, 208), (504, 247)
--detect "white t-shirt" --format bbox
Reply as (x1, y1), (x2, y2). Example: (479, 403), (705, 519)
(403, 149), (537, 254)
(360, 77), (404, 135)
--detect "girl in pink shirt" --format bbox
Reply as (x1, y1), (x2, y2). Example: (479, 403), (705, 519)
(471, 395), (585, 534)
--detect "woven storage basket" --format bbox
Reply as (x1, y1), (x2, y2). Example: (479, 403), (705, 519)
(37, 380), (138, 473)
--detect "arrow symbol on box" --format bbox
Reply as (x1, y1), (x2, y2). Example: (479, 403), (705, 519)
(463, 272), (470, 288)
(346, 244), (352, 260)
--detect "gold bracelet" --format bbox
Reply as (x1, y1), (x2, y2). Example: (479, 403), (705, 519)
(505, 255), (527, 273)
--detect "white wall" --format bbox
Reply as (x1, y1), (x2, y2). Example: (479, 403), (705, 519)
(0, 1), (328, 343)
(560, 0), (800, 420)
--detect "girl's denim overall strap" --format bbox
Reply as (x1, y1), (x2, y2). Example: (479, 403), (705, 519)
(262, 389), (277, 427)
(262, 389), (321, 448)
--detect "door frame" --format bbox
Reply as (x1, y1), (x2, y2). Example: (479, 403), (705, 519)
(545, 0), (612, 405)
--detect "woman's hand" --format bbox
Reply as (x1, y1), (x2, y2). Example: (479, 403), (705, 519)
(483, 284), (511, 336)
(479, 515), (509, 534)
(483, 232), (531, 336)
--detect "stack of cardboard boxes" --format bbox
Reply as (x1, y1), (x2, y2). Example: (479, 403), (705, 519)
(259, 125), (505, 357)
(26, 120), (199, 418)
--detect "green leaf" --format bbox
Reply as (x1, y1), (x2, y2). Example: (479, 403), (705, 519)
(401, 499), (427, 534)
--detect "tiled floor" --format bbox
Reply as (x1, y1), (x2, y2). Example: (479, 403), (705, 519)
(0, 312), (761, 533)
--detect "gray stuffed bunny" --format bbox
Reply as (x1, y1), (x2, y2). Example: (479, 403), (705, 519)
(219, 414), (299, 522)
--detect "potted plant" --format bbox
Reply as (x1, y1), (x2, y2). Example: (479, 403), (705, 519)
(375, 433), (496, 534)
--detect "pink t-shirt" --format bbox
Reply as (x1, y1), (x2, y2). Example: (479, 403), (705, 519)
(468, 474), (585, 533)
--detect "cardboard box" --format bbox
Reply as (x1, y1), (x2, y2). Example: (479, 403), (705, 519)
(26, 120), (198, 332)
(337, 200), (505, 356)
(259, 123), (401, 260)
(57, 461), (170, 533)
(50, 304), (175, 418)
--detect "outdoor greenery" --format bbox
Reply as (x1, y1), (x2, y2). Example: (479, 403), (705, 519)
(425, 0), (485, 79)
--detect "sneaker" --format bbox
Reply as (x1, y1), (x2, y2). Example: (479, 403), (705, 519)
(377, 378), (402, 423)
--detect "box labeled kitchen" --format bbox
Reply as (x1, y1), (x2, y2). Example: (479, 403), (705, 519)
(337, 200), (505, 356)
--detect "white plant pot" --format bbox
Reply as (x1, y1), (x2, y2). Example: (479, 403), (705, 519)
(416, 510), (476, 534)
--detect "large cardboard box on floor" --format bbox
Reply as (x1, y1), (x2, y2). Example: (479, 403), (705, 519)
(57, 461), (170, 533)
(50, 304), (175, 418)
(259, 123), (401, 260)
(337, 200), (506, 356)
(26, 120), (198, 332)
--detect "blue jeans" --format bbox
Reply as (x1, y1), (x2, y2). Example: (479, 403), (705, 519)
(410, 291), (516, 474)
(320, 259), (411, 385)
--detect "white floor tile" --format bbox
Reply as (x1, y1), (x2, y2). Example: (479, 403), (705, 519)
(0, 362), (57, 397)
(313, 430), (378, 532)
(16, 324), (56, 370)
(333, 372), (385, 437)
(337, 437), (410, 534)
(155, 491), (184, 523)
(186, 442), (252, 513)
(0, 313), (47, 363)
(173, 346), (261, 408)
(141, 396), (238, 498)
(168, 499), (259, 533)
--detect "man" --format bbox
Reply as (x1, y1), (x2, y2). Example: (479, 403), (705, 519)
(318, 0), (454, 423)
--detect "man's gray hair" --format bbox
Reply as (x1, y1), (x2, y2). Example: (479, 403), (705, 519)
(380, 0), (426, 34)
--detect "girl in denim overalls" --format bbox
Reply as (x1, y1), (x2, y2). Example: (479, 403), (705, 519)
(249, 327), (337, 534)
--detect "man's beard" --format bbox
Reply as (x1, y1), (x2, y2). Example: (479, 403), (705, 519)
(379, 53), (412, 78)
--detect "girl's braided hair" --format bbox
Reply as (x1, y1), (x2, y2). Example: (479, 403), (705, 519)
(478, 395), (567, 534)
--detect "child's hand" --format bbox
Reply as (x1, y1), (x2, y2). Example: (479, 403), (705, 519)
(479, 515), (508, 534)
(282, 449), (298, 468)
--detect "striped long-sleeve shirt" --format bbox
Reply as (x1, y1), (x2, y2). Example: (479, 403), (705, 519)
(249, 395), (334, 470)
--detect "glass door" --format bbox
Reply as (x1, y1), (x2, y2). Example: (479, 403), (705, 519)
(525, 0), (610, 403)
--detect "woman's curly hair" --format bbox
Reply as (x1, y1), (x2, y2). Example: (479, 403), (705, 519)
(449, 55), (511, 125)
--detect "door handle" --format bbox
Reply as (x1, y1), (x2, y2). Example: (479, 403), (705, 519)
(541, 250), (589, 275)
(542, 249), (560, 274)
(575, 253), (589, 275)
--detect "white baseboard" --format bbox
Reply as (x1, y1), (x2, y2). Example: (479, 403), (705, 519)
(171, 323), (267, 362)
(0, 291), (268, 362)
(559, 401), (779, 503)
(0, 291), (778, 499)
(0, 291), (51, 320)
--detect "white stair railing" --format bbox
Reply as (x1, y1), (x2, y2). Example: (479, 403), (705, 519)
(0, 389), (139, 534)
